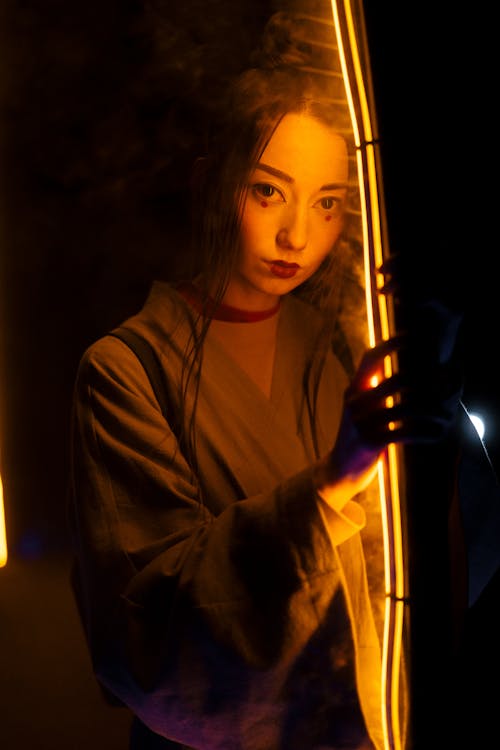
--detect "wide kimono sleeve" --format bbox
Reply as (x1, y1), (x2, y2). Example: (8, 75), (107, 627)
(69, 333), (379, 750)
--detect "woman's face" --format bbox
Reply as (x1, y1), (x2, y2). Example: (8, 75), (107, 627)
(224, 112), (349, 309)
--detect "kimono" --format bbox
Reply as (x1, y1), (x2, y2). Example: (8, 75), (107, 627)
(69, 281), (388, 750)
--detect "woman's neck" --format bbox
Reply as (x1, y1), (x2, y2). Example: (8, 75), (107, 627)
(177, 280), (281, 323)
(196, 274), (281, 313)
(221, 285), (280, 313)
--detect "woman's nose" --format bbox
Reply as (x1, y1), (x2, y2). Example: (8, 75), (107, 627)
(276, 206), (308, 251)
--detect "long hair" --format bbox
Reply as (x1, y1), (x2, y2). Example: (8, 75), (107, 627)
(179, 12), (366, 484)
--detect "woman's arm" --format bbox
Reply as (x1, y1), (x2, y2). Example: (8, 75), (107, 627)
(69, 335), (373, 747)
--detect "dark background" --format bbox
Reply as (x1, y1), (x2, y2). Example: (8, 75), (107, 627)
(1, 1), (499, 747)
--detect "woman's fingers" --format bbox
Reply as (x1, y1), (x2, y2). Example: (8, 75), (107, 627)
(345, 350), (463, 449)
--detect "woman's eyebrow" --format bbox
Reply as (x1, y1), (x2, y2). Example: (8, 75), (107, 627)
(255, 163), (347, 191)
(256, 162), (293, 183)
(321, 182), (348, 191)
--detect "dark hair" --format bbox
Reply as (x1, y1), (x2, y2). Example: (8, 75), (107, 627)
(179, 12), (367, 486)
(190, 63), (356, 302)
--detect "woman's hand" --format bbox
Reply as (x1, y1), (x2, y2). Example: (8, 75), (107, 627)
(316, 255), (464, 511)
(315, 337), (402, 510)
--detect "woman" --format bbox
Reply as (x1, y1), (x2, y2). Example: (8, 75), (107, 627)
(68, 59), (463, 749)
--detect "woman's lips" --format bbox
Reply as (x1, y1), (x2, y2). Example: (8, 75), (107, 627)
(267, 260), (300, 279)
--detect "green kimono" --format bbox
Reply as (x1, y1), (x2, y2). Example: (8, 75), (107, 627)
(69, 281), (384, 750)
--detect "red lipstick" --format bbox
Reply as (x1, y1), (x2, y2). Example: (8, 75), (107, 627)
(268, 260), (300, 279)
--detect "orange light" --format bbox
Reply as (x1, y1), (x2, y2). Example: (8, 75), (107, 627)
(0, 473), (7, 567)
(331, 2), (406, 748)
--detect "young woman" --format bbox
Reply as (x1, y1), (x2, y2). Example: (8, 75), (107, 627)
(68, 61), (463, 749)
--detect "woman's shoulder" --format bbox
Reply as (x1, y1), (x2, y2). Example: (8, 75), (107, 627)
(89, 282), (192, 348)
(128, 281), (196, 340)
(76, 332), (148, 396)
(76, 282), (192, 385)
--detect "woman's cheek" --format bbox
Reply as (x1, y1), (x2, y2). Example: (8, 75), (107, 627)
(240, 204), (275, 247)
(324, 215), (344, 243)
(313, 212), (342, 236)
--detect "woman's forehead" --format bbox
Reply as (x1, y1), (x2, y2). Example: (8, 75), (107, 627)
(259, 112), (349, 185)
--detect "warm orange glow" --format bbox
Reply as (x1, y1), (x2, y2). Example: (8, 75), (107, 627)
(388, 444), (404, 601)
(356, 148), (376, 346)
(381, 595), (405, 746)
(0, 473), (7, 567)
(385, 358), (396, 432)
(331, 2), (406, 748)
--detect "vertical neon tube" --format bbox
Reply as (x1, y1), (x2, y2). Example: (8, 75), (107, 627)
(331, 2), (406, 748)
(0, 472), (7, 567)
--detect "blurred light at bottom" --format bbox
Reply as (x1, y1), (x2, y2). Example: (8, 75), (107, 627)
(0, 473), (7, 567)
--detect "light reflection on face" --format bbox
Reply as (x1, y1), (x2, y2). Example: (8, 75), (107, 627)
(223, 113), (349, 310)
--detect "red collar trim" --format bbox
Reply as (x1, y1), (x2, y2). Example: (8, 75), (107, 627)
(176, 281), (280, 323)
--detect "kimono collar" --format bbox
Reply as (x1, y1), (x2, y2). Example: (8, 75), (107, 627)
(176, 281), (281, 323)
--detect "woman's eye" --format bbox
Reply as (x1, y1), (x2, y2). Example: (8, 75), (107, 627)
(315, 195), (344, 215)
(252, 183), (284, 202)
(258, 184), (275, 198)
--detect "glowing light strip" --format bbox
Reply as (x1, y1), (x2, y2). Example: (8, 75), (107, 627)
(331, 2), (405, 748)
(392, 600), (405, 742)
(331, 1), (373, 145)
(354, 148), (376, 347)
(388, 444), (404, 599)
(330, 3), (361, 143)
(0, 473), (7, 567)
